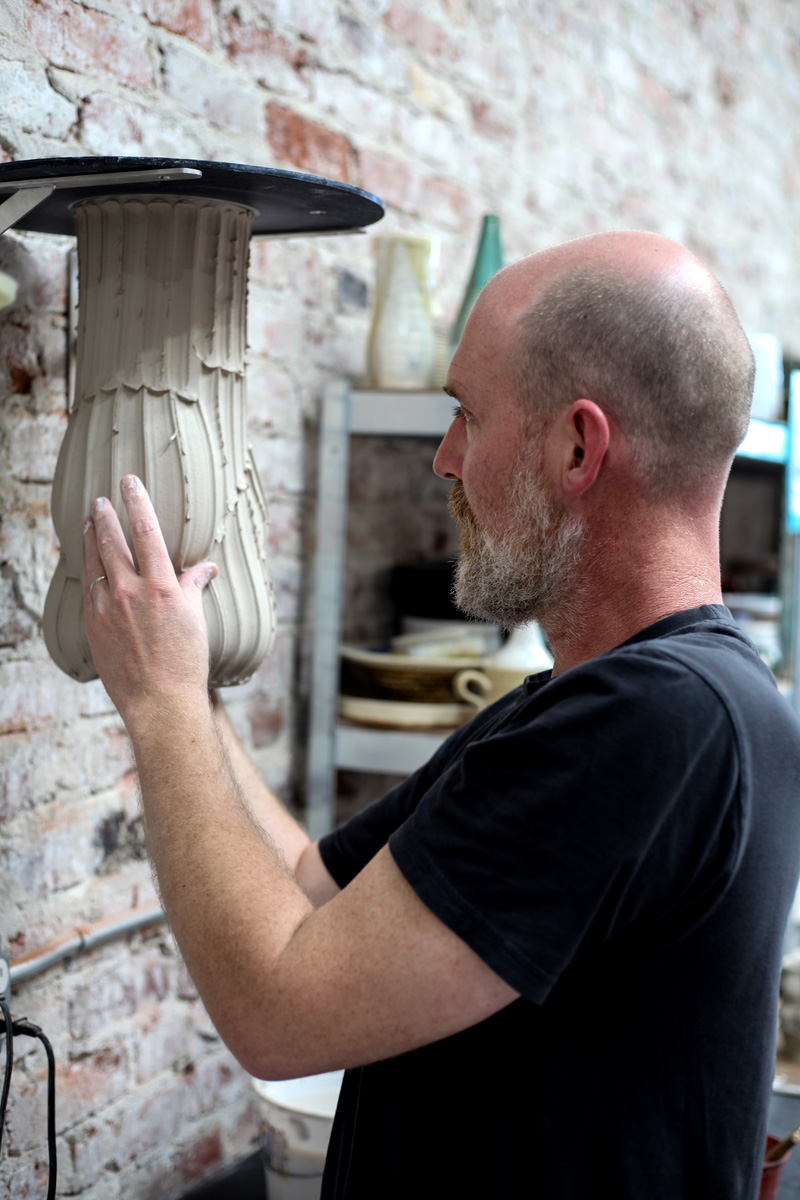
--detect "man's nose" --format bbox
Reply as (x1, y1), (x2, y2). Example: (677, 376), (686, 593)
(433, 419), (463, 479)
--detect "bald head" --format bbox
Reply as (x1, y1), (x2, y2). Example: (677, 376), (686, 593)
(489, 232), (755, 498)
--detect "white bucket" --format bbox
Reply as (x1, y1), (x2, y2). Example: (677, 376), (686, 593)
(252, 1070), (344, 1200)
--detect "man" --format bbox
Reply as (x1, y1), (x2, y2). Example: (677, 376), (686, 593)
(82, 231), (800, 1198)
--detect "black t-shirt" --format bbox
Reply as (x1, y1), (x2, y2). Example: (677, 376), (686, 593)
(318, 607), (800, 1199)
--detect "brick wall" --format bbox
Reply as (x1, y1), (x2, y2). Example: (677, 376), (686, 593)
(1, 0), (799, 1194)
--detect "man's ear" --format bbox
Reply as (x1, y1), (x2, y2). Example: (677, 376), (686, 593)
(559, 399), (610, 496)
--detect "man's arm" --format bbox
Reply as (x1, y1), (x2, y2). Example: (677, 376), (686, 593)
(210, 694), (339, 907)
(83, 477), (518, 1080)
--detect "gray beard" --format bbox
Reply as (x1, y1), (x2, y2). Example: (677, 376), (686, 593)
(448, 465), (586, 630)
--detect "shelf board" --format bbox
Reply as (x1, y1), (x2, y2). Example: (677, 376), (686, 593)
(736, 418), (788, 464)
(350, 390), (453, 437)
(335, 723), (453, 774)
(351, 395), (788, 464)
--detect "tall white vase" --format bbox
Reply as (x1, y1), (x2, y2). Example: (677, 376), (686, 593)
(43, 195), (276, 687)
(367, 236), (436, 389)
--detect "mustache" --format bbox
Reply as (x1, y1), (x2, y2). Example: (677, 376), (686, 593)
(448, 479), (473, 526)
(448, 480), (481, 551)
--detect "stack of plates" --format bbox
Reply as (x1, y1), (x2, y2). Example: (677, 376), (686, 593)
(339, 695), (473, 729)
(338, 643), (477, 730)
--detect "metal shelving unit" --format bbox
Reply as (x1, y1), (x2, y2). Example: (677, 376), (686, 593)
(305, 387), (453, 838)
(304, 382), (800, 839)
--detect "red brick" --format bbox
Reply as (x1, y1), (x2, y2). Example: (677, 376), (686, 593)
(0, 321), (37, 394)
(385, 0), (451, 57)
(141, 0), (214, 50)
(266, 104), (356, 184)
(419, 176), (478, 233)
(27, 0), (154, 89)
(224, 15), (308, 95)
(179, 1130), (224, 1184)
(470, 97), (513, 140)
(358, 147), (420, 214)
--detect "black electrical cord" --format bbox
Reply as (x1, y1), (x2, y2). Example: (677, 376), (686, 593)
(0, 997), (12, 1157)
(12, 1020), (56, 1200)
(0, 1006), (57, 1200)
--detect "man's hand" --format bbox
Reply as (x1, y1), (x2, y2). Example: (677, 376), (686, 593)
(82, 475), (217, 727)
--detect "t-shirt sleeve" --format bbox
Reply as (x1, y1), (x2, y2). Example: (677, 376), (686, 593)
(388, 648), (742, 1003)
(317, 691), (524, 887)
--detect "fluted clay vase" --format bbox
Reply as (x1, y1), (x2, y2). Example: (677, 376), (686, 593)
(43, 195), (276, 687)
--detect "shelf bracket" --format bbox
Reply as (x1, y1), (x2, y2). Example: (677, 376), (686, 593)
(0, 185), (55, 237)
(0, 167), (203, 237)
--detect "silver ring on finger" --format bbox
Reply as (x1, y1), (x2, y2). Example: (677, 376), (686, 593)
(89, 574), (108, 597)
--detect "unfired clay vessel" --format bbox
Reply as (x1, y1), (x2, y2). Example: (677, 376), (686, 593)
(43, 195), (276, 687)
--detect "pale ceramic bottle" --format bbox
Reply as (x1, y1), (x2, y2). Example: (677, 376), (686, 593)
(367, 235), (436, 389)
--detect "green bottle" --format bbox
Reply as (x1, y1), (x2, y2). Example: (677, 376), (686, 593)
(449, 214), (504, 357)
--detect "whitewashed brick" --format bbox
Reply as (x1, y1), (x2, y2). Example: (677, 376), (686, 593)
(57, 1043), (133, 1132)
(77, 89), (205, 159)
(396, 107), (462, 172)
(184, 1048), (248, 1119)
(0, 730), (34, 820)
(59, 1121), (122, 1195)
(0, 656), (83, 734)
(67, 952), (173, 1044)
(0, 489), (60, 617)
(245, 358), (301, 435)
(4, 1066), (50, 1155)
(313, 72), (397, 142)
(307, 310), (369, 378)
(0, 233), (69, 314)
(163, 44), (265, 138)
(0, 59), (76, 137)
(27, 0), (156, 88)
(247, 0), (340, 48)
(334, 11), (409, 89)
(408, 62), (469, 125)
(6, 410), (67, 483)
(247, 296), (306, 363)
(251, 431), (305, 495)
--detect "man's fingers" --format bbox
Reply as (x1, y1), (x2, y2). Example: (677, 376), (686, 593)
(118, 475), (174, 581)
(82, 511), (108, 611)
(180, 561), (218, 619)
(181, 562), (218, 593)
(83, 496), (135, 591)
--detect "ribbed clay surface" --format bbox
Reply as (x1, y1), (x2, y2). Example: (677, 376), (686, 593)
(43, 196), (276, 687)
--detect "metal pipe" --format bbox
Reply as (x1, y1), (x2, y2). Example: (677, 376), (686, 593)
(9, 906), (166, 987)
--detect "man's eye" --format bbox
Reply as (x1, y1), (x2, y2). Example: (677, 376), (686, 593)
(452, 404), (472, 424)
